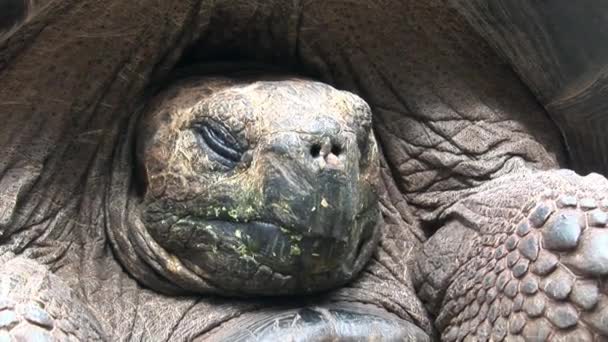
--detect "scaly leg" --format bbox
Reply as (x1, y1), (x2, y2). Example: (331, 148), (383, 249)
(415, 170), (608, 341)
(0, 255), (105, 341)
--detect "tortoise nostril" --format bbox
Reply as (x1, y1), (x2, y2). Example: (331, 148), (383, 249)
(331, 144), (342, 156)
(310, 144), (322, 158)
(311, 141), (343, 159)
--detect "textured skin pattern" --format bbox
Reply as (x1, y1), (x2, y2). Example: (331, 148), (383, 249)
(0, 0), (56, 43)
(416, 170), (608, 341)
(201, 303), (430, 341)
(0, 0), (597, 341)
(452, 1), (608, 175)
(0, 256), (104, 341)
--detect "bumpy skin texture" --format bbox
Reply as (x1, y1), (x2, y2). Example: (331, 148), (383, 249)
(1, 0), (607, 341)
(415, 171), (608, 341)
(0, 256), (105, 341)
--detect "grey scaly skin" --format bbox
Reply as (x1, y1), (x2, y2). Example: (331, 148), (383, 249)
(414, 171), (608, 341)
(0, 0), (607, 341)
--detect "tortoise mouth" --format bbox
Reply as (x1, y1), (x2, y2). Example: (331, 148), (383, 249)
(140, 203), (381, 295)
(176, 218), (349, 268)
(158, 202), (378, 267)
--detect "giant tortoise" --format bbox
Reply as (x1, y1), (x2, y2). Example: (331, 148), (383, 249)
(1, 0), (607, 341)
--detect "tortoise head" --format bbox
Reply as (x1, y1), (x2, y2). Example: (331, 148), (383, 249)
(123, 74), (381, 296)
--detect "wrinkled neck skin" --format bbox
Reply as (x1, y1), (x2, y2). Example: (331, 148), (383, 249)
(107, 108), (185, 294)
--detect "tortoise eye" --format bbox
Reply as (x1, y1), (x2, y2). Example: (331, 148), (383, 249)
(193, 121), (244, 168)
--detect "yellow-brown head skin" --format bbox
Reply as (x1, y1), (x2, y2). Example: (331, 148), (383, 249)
(133, 75), (381, 296)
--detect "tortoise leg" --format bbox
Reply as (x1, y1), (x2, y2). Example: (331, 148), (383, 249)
(415, 170), (608, 341)
(0, 256), (105, 341)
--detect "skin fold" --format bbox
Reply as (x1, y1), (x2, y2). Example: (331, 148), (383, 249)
(0, 0), (606, 341)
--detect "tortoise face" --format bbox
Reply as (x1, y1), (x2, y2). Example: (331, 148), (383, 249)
(134, 76), (381, 295)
